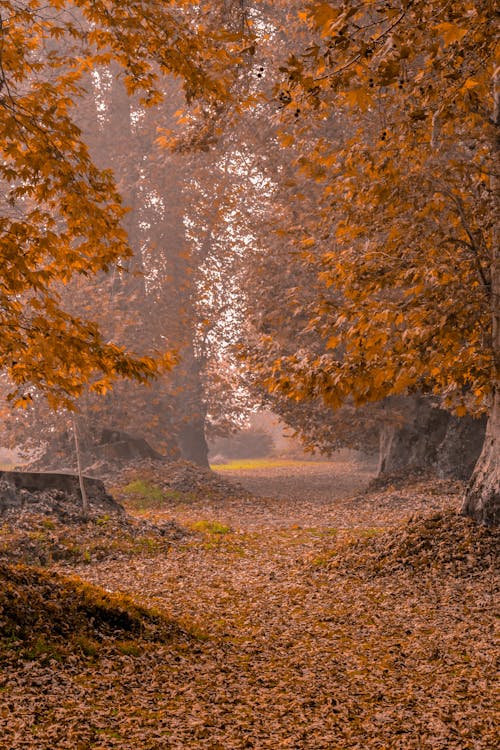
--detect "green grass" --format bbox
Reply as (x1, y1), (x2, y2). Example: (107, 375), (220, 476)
(122, 479), (163, 501)
(210, 458), (320, 471)
(191, 520), (231, 535)
(121, 479), (164, 507)
(120, 479), (198, 511)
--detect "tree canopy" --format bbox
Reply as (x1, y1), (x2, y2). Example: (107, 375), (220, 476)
(0, 0), (497, 521)
(0, 0), (238, 408)
(235, 0), (498, 522)
(260, 0), (497, 412)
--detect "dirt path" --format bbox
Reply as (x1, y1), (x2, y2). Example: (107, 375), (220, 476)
(1, 463), (497, 749)
(211, 458), (377, 528)
(128, 458), (449, 533)
(215, 458), (376, 504)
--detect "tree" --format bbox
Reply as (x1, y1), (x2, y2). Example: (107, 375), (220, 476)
(0, 4), (255, 464)
(251, 1), (498, 523)
(0, 0), (237, 409)
(68, 53), (257, 466)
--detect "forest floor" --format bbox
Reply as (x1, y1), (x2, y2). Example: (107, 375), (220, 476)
(0, 458), (498, 749)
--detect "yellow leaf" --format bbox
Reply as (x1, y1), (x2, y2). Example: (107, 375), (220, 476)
(434, 23), (468, 46)
(301, 237), (316, 248)
(345, 88), (371, 111)
(462, 78), (479, 90)
(313, 3), (341, 34)
(278, 133), (295, 148)
(326, 335), (339, 349)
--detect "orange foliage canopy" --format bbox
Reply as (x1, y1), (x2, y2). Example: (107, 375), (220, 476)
(0, 0), (236, 408)
(265, 0), (497, 417)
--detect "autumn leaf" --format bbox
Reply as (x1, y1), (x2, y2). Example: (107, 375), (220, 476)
(434, 22), (469, 46)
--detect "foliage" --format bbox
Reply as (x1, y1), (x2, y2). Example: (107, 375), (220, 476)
(0, 0), (241, 409)
(0, 467), (497, 748)
(258, 0), (497, 416)
(0, 29), (256, 461)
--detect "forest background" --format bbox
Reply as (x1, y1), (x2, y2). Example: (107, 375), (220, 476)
(0, 0), (498, 525)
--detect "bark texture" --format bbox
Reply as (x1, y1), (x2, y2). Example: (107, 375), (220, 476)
(377, 397), (448, 476)
(462, 391), (500, 525)
(462, 69), (499, 525)
(377, 397), (485, 480)
(177, 418), (210, 467)
(435, 414), (487, 481)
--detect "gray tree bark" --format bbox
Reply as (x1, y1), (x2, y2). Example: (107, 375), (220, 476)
(462, 67), (500, 525)
(377, 396), (486, 481)
(177, 417), (210, 467)
(462, 390), (500, 524)
(377, 397), (449, 476)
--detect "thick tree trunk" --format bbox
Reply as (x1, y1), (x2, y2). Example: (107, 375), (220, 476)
(377, 396), (450, 476)
(462, 390), (500, 525)
(172, 345), (210, 468)
(462, 68), (500, 525)
(435, 414), (486, 481)
(177, 418), (209, 467)
(377, 396), (486, 481)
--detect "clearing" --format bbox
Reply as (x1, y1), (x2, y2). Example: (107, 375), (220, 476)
(0, 457), (498, 749)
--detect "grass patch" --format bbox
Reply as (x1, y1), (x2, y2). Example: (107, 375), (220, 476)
(122, 479), (164, 505)
(120, 479), (198, 512)
(211, 458), (320, 471)
(115, 639), (143, 656)
(191, 520), (231, 535)
(73, 635), (101, 658)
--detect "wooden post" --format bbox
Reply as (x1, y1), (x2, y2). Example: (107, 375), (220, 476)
(72, 414), (89, 520)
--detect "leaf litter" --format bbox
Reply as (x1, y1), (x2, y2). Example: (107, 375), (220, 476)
(0, 460), (498, 749)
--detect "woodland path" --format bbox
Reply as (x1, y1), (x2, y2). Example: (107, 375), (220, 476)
(3, 460), (496, 750)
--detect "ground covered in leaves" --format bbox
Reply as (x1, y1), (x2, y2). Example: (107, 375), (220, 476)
(0, 459), (498, 749)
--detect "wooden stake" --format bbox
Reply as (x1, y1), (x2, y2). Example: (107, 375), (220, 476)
(72, 414), (89, 520)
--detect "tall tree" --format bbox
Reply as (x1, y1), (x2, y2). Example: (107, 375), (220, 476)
(0, 21), (253, 465)
(248, 0), (498, 523)
(0, 0), (237, 409)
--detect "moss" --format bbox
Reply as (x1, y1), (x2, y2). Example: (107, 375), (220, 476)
(95, 515), (111, 525)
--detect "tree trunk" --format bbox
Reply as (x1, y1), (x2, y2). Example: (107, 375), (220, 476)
(435, 414), (486, 481)
(177, 418), (210, 467)
(377, 396), (486, 481)
(462, 67), (500, 525)
(377, 396), (450, 476)
(72, 415), (89, 520)
(462, 389), (500, 525)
